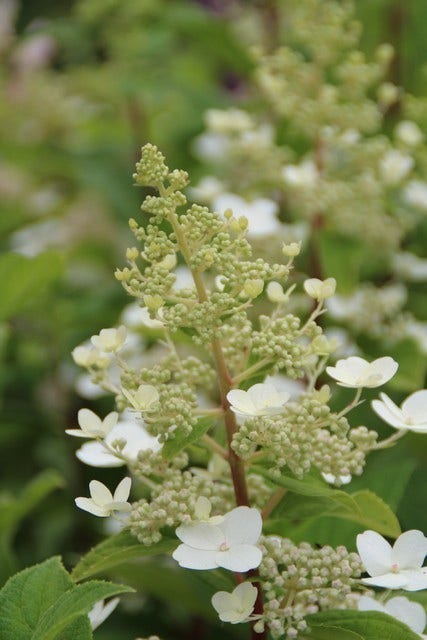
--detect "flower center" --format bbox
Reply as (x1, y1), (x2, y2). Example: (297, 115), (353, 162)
(391, 563), (399, 573)
(219, 542), (229, 552)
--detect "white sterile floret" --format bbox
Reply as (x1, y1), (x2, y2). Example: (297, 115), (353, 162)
(72, 345), (111, 369)
(358, 595), (426, 635)
(404, 180), (427, 211)
(357, 529), (427, 590)
(304, 277), (336, 301)
(372, 390), (427, 433)
(267, 282), (288, 303)
(188, 176), (225, 203)
(321, 472), (352, 486)
(282, 160), (318, 188)
(380, 150), (414, 185)
(122, 384), (159, 412)
(326, 356), (398, 388)
(205, 108), (253, 133)
(120, 303), (164, 330)
(76, 414), (161, 467)
(88, 598), (120, 631)
(193, 497), (224, 525)
(395, 121), (423, 147)
(393, 253), (427, 281)
(66, 409), (118, 439)
(173, 506), (263, 572)
(213, 193), (280, 237)
(75, 477), (132, 518)
(91, 326), (127, 353)
(212, 582), (258, 624)
(227, 382), (290, 417)
(282, 241), (301, 257)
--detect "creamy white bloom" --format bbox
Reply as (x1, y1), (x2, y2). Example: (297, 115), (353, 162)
(393, 253), (427, 281)
(193, 497), (224, 525)
(212, 582), (258, 624)
(326, 356), (398, 388)
(372, 390), (427, 433)
(404, 180), (427, 211)
(404, 320), (427, 355)
(91, 326), (127, 353)
(264, 374), (305, 399)
(321, 472), (352, 485)
(283, 160), (318, 188)
(75, 477), (132, 518)
(358, 595), (426, 635)
(395, 121), (423, 147)
(88, 598), (120, 631)
(227, 383), (290, 417)
(76, 415), (161, 467)
(357, 530), (427, 590)
(122, 384), (159, 412)
(173, 506), (263, 572)
(120, 303), (164, 330)
(66, 409), (118, 439)
(205, 108), (253, 133)
(188, 176), (225, 203)
(380, 150), (414, 185)
(282, 241), (302, 257)
(174, 266), (195, 290)
(267, 281), (293, 303)
(72, 345), (111, 369)
(304, 277), (336, 300)
(213, 193), (280, 237)
(192, 132), (229, 161)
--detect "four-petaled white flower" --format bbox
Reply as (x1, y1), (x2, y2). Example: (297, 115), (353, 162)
(76, 414), (161, 467)
(88, 598), (120, 631)
(372, 390), (427, 433)
(91, 326), (127, 353)
(227, 383), (290, 417)
(72, 345), (110, 369)
(212, 582), (258, 624)
(173, 506), (263, 572)
(75, 477), (132, 518)
(326, 356), (398, 388)
(66, 409), (118, 439)
(122, 384), (159, 412)
(304, 277), (336, 300)
(358, 595), (426, 636)
(357, 529), (427, 590)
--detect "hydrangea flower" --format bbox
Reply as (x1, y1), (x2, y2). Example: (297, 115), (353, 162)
(380, 150), (414, 185)
(76, 415), (161, 467)
(172, 506), (263, 572)
(72, 345), (110, 369)
(282, 160), (318, 188)
(303, 277), (336, 300)
(88, 598), (120, 631)
(358, 595), (426, 636)
(326, 356), (398, 388)
(227, 382), (290, 417)
(213, 193), (281, 237)
(91, 326), (127, 352)
(122, 384), (159, 412)
(372, 390), (427, 433)
(66, 409), (118, 439)
(357, 529), (427, 590)
(211, 582), (258, 624)
(193, 496), (224, 524)
(75, 477), (132, 518)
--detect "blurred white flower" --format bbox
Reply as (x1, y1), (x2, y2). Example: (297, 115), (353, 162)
(74, 374), (107, 400)
(173, 506), (262, 572)
(66, 409), (118, 439)
(404, 320), (427, 354)
(192, 132), (229, 161)
(395, 121), (423, 147)
(227, 382), (290, 417)
(393, 253), (427, 281)
(304, 277), (336, 300)
(358, 595), (426, 636)
(380, 150), (414, 185)
(174, 266), (195, 290)
(372, 390), (427, 433)
(13, 34), (57, 72)
(357, 529), (427, 590)
(76, 413), (161, 467)
(188, 176), (225, 203)
(91, 326), (127, 353)
(326, 356), (398, 388)
(205, 108), (253, 133)
(72, 345), (111, 369)
(404, 180), (427, 211)
(283, 160), (318, 188)
(88, 598), (120, 631)
(263, 374), (305, 399)
(213, 193), (280, 237)
(212, 582), (258, 624)
(266, 281), (289, 303)
(75, 477), (132, 518)
(120, 303), (164, 330)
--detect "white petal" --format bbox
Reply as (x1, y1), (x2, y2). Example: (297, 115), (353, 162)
(102, 411), (119, 434)
(106, 420), (161, 460)
(364, 357), (398, 387)
(75, 497), (109, 517)
(89, 480), (113, 506)
(234, 581), (258, 609)
(357, 595), (386, 613)
(113, 477), (131, 502)
(371, 399), (407, 430)
(194, 496), (212, 521)
(176, 522), (223, 550)
(108, 501), (132, 513)
(361, 573), (410, 589)
(211, 591), (234, 618)
(76, 441), (124, 467)
(78, 408), (102, 434)
(401, 569), (427, 591)
(216, 544), (263, 572)
(356, 530), (393, 576)
(392, 530), (427, 570)
(89, 598), (120, 631)
(220, 506), (263, 545)
(65, 429), (94, 438)
(172, 544), (218, 569)
(227, 389), (257, 415)
(402, 390), (427, 424)
(386, 596), (427, 633)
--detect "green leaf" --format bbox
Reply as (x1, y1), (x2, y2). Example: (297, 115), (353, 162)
(307, 610), (421, 640)
(0, 251), (64, 321)
(71, 530), (176, 582)
(162, 418), (213, 460)
(387, 338), (427, 392)
(252, 466), (358, 512)
(318, 231), (364, 293)
(32, 580), (133, 640)
(325, 490), (401, 538)
(0, 557), (73, 640)
(56, 616), (93, 640)
(307, 625), (363, 640)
